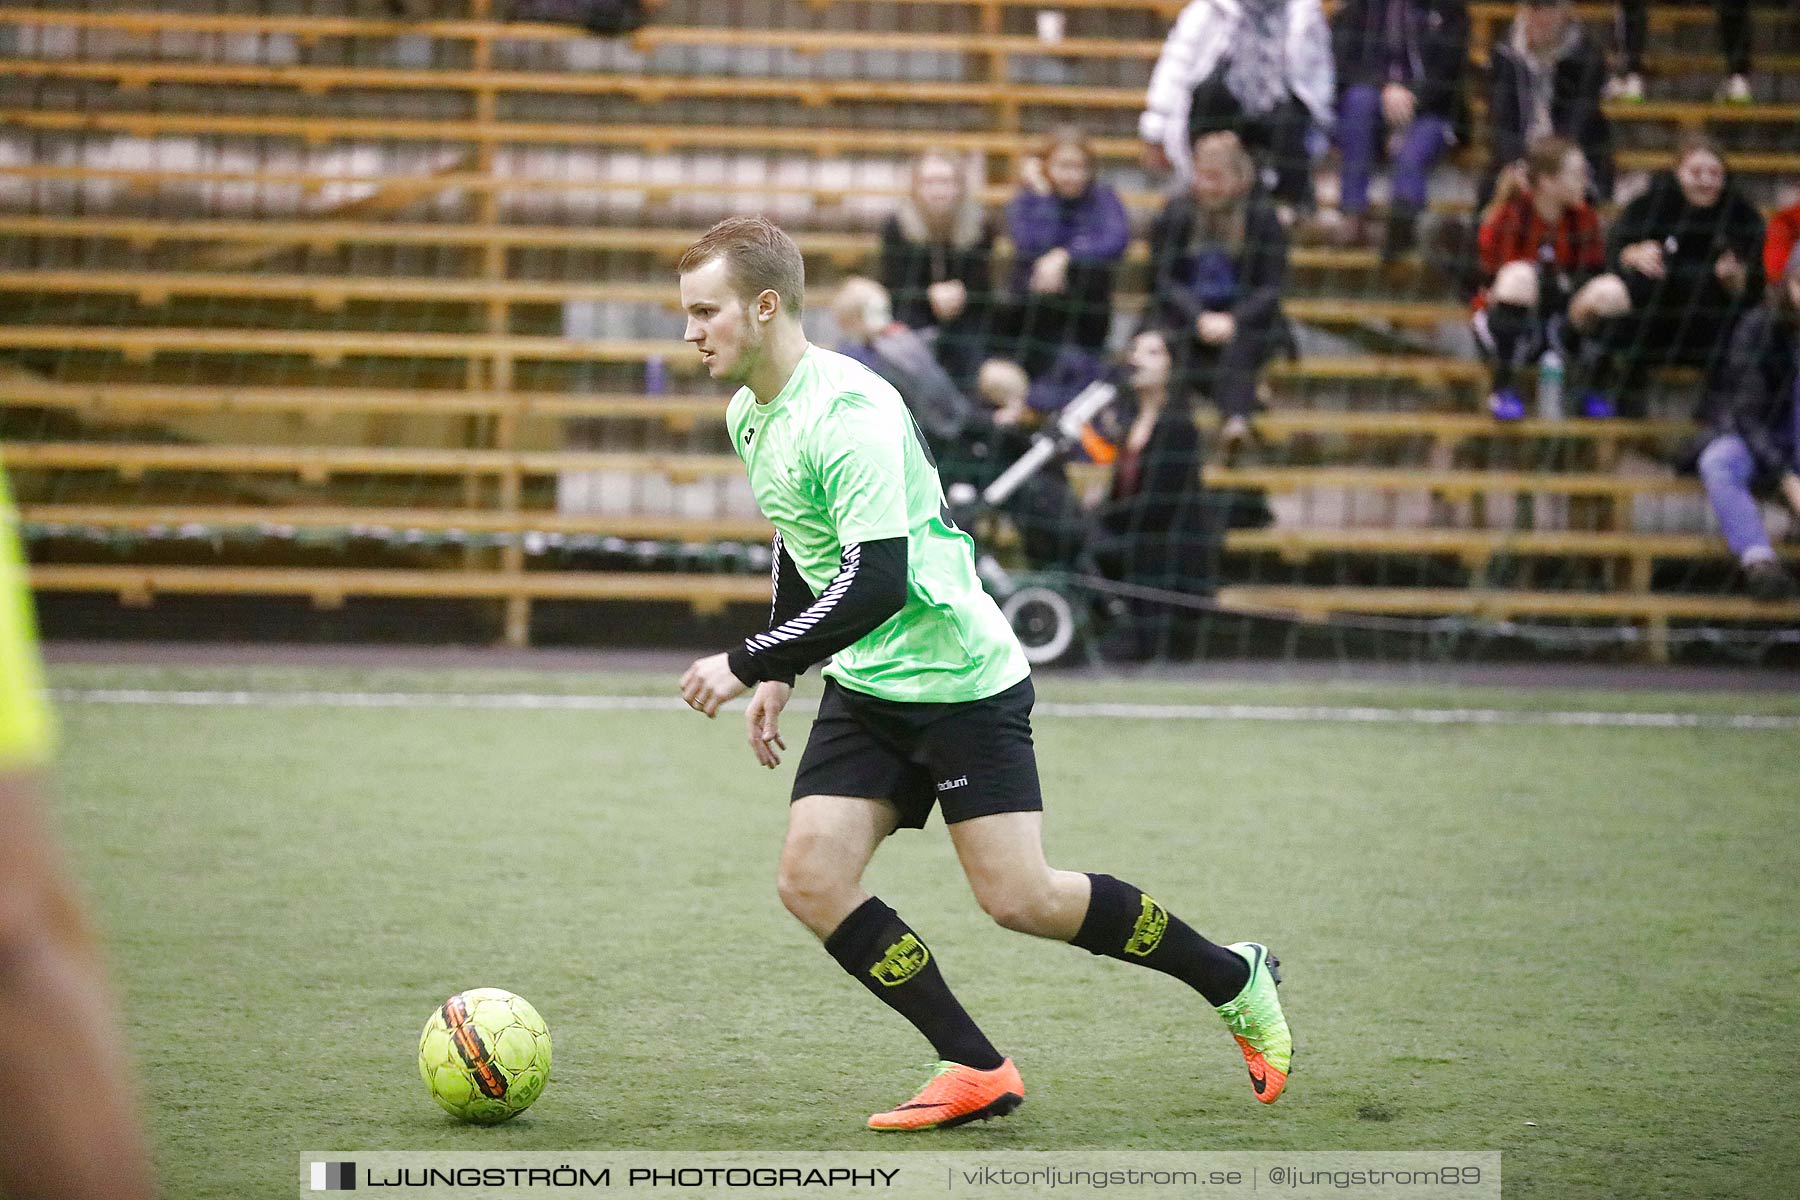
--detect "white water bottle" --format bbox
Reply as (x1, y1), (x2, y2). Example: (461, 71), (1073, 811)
(1537, 348), (1565, 421)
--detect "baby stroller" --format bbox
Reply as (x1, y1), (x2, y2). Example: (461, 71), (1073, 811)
(946, 380), (1119, 665)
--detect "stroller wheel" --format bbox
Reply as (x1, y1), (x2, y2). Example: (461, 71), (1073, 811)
(1003, 585), (1077, 665)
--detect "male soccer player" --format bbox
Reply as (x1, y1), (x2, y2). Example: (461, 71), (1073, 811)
(676, 217), (1290, 1130)
(0, 465), (157, 1199)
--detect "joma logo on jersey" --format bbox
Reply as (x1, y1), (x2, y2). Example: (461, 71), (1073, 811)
(870, 934), (930, 986)
(1124, 895), (1169, 957)
(743, 427), (755, 445)
(935, 776), (969, 792)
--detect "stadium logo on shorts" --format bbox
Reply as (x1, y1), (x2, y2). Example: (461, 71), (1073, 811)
(935, 775), (969, 792)
(310, 1162), (356, 1191)
(1124, 895), (1168, 957)
(870, 934), (930, 986)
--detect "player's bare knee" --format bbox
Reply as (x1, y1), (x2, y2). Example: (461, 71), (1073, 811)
(973, 880), (1056, 936)
(775, 858), (847, 929)
(1491, 261), (1539, 308)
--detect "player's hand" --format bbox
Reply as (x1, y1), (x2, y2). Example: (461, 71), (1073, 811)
(745, 681), (793, 769)
(1141, 141), (1172, 174)
(679, 652), (748, 718)
(1381, 83), (1415, 128)
(1621, 240), (1664, 279)
(1197, 311), (1235, 345)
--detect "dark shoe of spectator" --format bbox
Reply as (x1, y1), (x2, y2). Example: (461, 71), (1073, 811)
(1745, 559), (1798, 602)
(1487, 388), (1526, 421)
(1578, 392), (1617, 419)
(1380, 206), (1420, 264)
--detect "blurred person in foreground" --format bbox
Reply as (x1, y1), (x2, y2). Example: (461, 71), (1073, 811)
(1567, 133), (1764, 419)
(877, 150), (997, 387)
(1471, 135), (1606, 420)
(1085, 330), (1219, 662)
(1330, 0), (1469, 261)
(1139, 0), (1335, 214)
(1696, 249), (1800, 601)
(0, 465), (156, 1200)
(1145, 132), (1290, 458)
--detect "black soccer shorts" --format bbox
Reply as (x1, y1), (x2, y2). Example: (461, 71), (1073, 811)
(790, 676), (1044, 829)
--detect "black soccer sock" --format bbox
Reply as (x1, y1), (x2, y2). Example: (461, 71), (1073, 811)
(1069, 873), (1250, 1006)
(823, 897), (1005, 1071)
(1485, 301), (1532, 394)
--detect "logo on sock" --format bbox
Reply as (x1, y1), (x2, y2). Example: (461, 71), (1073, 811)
(869, 933), (930, 986)
(1123, 895), (1168, 957)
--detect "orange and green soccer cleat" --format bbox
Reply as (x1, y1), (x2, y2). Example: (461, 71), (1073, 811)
(1217, 942), (1291, 1104)
(867, 1059), (1025, 1131)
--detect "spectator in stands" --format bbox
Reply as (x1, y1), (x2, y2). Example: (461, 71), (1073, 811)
(1138, 0), (1335, 213)
(1001, 127), (1130, 375)
(1695, 250), (1800, 601)
(1763, 188), (1800, 288)
(1145, 132), (1289, 456)
(878, 150), (996, 386)
(830, 277), (990, 460)
(1471, 136), (1605, 420)
(1567, 133), (1764, 419)
(1330, 0), (1469, 261)
(969, 358), (1089, 569)
(1608, 0), (1753, 104)
(1487, 0), (1613, 207)
(1085, 329), (1216, 661)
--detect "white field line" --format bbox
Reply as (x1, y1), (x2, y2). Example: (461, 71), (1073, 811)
(50, 688), (1800, 731)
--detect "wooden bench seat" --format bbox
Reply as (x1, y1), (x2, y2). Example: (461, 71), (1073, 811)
(0, 379), (1693, 448)
(0, 441), (1705, 498)
(24, 502), (1781, 574)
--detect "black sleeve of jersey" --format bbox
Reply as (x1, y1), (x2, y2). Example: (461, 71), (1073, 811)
(727, 536), (908, 687)
(746, 534), (817, 687)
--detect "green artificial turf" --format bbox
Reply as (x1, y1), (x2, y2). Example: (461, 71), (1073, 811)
(42, 664), (1800, 1198)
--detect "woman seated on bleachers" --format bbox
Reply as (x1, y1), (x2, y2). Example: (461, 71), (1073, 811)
(1330, 0), (1470, 262)
(1484, 0), (1613, 208)
(1084, 329), (1218, 662)
(1566, 133), (1765, 419)
(1000, 126), (1130, 376)
(1470, 135), (1605, 420)
(1144, 131), (1289, 457)
(877, 149), (996, 387)
(1696, 249), (1800, 602)
(1138, 0), (1335, 214)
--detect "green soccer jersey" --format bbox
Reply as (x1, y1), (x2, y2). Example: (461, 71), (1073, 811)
(726, 345), (1028, 703)
(0, 464), (52, 769)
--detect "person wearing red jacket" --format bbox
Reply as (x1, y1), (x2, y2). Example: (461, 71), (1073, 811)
(1471, 135), (1605, 419)
(1763, 199), (1800, 290)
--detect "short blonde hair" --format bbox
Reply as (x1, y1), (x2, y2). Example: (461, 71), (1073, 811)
(677, 216), (806, 317)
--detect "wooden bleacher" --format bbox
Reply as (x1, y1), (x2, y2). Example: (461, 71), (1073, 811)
(4, 0), (1797, 656)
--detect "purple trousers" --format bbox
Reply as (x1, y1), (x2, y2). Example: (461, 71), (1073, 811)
(1337, 83), (1452, 215)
